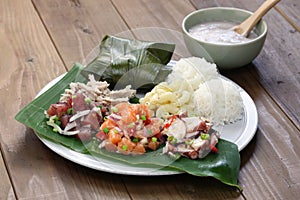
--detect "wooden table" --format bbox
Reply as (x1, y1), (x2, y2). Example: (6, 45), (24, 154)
(1, 0), (300, 199)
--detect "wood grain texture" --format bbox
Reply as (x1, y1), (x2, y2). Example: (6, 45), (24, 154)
(32, 0), (131, 69)
(111, 0), (196, 60)
(0, 150), (16, 199)
(3, 0), (299, 199)
(120, 174), (243, 200)
(275, 0), (300, 31)
(223, 67), (300, 199)
(1, 0), (129, 199)
(112, 0), (194, 30)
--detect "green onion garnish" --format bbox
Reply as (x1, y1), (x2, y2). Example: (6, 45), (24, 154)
(67, 108), (73, 115)
(141, 115), (146, 121)
(53, 116), (59, 121)
(103, 127), (109, 134)
(55, 120), (61, 126)
(85, 97), (91, 104)
(122, 145), (128, 151)
(185, 139), (193, 145)
(111, 107), (118, 112)
(113, 129), (119, 134)
(168, 136), (177, 144)
(151, 137), (157, 143)
(128, 123), (134, 128)
(201, 133), (210, 140)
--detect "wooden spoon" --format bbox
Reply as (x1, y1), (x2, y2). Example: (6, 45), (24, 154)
(233, 0), (280, 37)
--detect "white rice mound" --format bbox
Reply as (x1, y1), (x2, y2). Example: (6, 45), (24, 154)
(141, 56), (244, 125)
(191, 78), (243, 125)
(167, 57), (219, 90)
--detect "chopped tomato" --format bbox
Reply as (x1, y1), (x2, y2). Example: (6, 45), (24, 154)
(210, 145), (219, 153)
(163, 115), (176, 129)
(198, 120), (210, 132)
(47, 102), (70, 117)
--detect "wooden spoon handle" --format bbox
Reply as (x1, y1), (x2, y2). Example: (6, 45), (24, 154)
(235, 0), (280, 36)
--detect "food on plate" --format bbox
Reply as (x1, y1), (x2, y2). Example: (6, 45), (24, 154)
(15, 36), (242, 188)
(167, 56), (219, 89)
(140, 57), (243, 125)
(162, 113), (220, 159)
(97, 102), (164, 154)
(80, 35), (175, 90)
(46, 74), (136, 139)
(193, 78), (243, 125)
(140, 57), (219, 119)
(45, 73), (220, 158)
(45, 56), (241, 158)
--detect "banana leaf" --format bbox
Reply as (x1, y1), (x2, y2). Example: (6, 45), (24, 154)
(15, 63), (241, 189)
(15, 63), (88, 152)
(86, 139), (241, 189)
(80, 35), (175, 91)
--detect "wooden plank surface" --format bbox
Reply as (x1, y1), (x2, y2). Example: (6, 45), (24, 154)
(0, 150), (15, 199)
(32, 0), (131, 69)
(275, 0), (300, 31)
(0, 0), (130, 199)
(3, 0), (299, 199)
(223, 67), (300, 199)
(112, 0), (194, 30)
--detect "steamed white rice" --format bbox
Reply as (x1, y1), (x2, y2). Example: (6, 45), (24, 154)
(167, 57), (219, 90)
(140, 57), (244, 125)
(191, 78), (243, 125)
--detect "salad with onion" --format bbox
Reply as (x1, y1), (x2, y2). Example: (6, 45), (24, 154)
(46, 75), (220, 159)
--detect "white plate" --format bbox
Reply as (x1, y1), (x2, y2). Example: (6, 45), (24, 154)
(36, 62), (258, 176)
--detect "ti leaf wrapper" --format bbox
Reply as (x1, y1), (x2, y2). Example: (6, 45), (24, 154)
(80, 35), (175, 91)
(15, 35), (241, 190)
